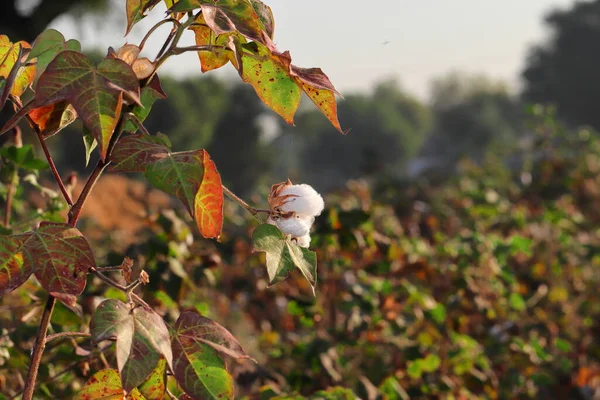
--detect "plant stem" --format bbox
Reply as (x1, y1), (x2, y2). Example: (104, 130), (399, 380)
(32, 120), (74, 206)
(23, 107), (131, 400)
(127, 113), (151, 135)
(3, 167), (17, 228)
(90, 268), (141, 292)
(222, 184), (259, 215)
(139, 18), (181, 51)
(67, 159), (109, 226)
(45, 331), (91, 343)
(22, 295), (55, 400)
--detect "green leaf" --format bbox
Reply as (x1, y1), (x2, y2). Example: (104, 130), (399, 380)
(83, 129), (98, 168)
(138, 357), (167, 399)
(509, 235), (533, 256)
(309, 387), (357, 400)
(28, 29), (81, 84)
(509, 292), (526, 311)
(252, 224), (317, 294)
(238, 42), (344, 132)
(74, 369), (145, 400)
(420, 354), (441, 372)
(32, 51), (140, 160)
(111, 134), (224, 239)
(122, 75), (167, 132)
(0, 145), (48, 171)
(239, 43), (301, 125)
(428, 303), (446, 324)
(90, 299), (173, 392)
(171, 311), (235, 400)
(0, 233), (34, 297)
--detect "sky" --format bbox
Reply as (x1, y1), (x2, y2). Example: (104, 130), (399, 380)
(51, 0), (576, 101)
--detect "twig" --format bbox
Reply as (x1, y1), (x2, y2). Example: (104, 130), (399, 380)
(139, 18), (182, 52)
(91, 268), (141, 293)
(33, 120), (74, 206)
(22, 295), (56, 400)
(126, 113), (151, 135)
(222, 184), (259, 215)
(3, 161), (17, 228)
(170, 44), (228, 55)
(45, 332), (91, 343)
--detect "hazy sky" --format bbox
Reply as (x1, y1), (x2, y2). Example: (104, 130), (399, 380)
(52, 0), (576, 100)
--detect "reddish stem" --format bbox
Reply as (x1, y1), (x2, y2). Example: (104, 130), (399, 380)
(22, 295), (55, 400)
(32, 121), (74, 206)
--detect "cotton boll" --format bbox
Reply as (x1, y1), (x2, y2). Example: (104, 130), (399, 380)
(279, 184), (324, 217)
(275, 216), (313, 238)
(294, 234), (311, 248)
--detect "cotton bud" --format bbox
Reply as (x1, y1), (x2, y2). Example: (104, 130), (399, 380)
(268, 215), (313, 238)
(271, 183), (324, 218)
(294, 234), (311, 248)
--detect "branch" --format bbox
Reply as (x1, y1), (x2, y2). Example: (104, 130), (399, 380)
(32, 119), (74, 206)
(22, 295), (56, 400)
(46, 331), (91, 343)
(90, 268), (141, 293)
(222, 184), (272, 217)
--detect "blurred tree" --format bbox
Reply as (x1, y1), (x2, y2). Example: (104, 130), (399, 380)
(207, 84), (272, 197)
(275, 79), (431, 191)
(0, 0), (108, 42)
(144, 76), (228, 152)
(410, 73), (523, 179)
(522, 0), (600, 130)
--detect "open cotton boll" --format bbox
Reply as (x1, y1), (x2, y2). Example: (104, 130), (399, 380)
(279, 184), (324, 217)
(294, 234), (311, 248)
(275, 216), (313, 238)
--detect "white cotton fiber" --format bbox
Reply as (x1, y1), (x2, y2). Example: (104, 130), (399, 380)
(275, 216), (313, 238)
(279, 184), (324, 217)
(294, 234), (311, 248)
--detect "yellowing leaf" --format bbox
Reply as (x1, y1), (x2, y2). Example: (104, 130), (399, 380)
(111, 134), (224, 239)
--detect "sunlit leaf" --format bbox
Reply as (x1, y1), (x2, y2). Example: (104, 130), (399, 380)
(91, 299), (173, 392)
(32, 51), (140, 160)
(0, 233), (34, 297)
(28, 101), (77, 138)
(74, 369), (145, 400)
(126, 0), (160, 34)
(28, 29), (80, 84)
(190, 16), (242, 72)
(111, 134), (224, 238)
(0, 36), (35, 99)
(171, 310), (235, 400)
(239, 43), (301, 125)
(252, 224), (317, 294)
(138, 357), (167, 399)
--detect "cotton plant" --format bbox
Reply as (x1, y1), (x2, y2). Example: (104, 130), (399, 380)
(266, 179), (325, 248)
